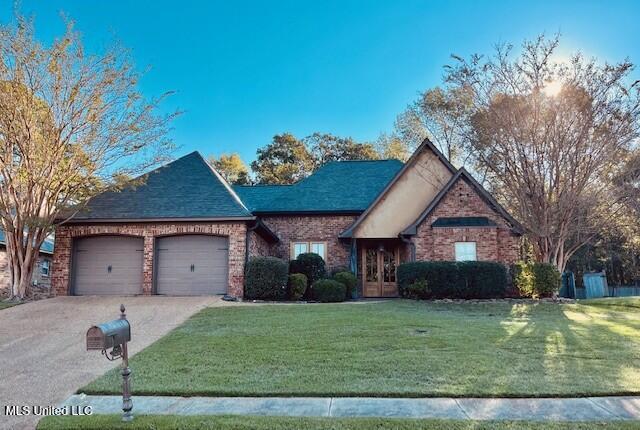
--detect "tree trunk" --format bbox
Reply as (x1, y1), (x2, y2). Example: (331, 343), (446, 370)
(7, 236), (40, 301)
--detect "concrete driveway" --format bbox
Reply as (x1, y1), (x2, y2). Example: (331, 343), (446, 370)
(0, 296), (223, 430)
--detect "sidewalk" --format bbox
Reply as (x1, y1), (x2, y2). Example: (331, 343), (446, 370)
(62, 394), (640, 421)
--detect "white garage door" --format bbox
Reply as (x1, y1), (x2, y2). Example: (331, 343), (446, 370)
(155, 235), (229, 296)
(73, 236), (144, 295)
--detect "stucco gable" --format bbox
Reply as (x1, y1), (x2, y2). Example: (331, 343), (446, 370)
(340, 138), (456, 239)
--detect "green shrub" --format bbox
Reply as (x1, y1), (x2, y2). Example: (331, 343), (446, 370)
(404, 279), (430, 299)
(532, 262), (561, 297)
(311, 279), (346, 303)
(512, 261), (560, 298)
(333, 271), (357, 299)
(511, 261), (535, 297)
(288, 273), (308, 301)
(290, 253), (327, 286)
(397, 261), (508, 299)
(329, 266), (350, 277)
(244, 257), (289, 300)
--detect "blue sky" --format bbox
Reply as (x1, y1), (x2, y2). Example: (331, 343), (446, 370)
(2, 1), (639, 164)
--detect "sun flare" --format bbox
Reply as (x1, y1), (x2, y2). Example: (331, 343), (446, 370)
(542, 80), (563, 97)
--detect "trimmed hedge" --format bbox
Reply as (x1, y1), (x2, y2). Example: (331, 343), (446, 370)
(511, 261), (561, 298)
(311, 279), (346, 303)
(397, 261), (508, 299)
(288, 273), (307, 301)
(244, 257), (289, 300)
(290, 253), (327, 287)
(404, 279), (430, 300)
(333, 271), (357, 300)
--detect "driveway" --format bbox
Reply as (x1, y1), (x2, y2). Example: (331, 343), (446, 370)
(0, 296), (223, 430)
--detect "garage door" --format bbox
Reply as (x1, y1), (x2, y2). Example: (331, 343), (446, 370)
(156, 235), (229, 296)
(73, 236), (144, 295)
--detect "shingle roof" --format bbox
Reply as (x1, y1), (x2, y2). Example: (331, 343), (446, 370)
(234, 159), (404, 213)
(70, 152), (253, 221)
(431, 217), (497, 228)
(0, 230), (54, 254)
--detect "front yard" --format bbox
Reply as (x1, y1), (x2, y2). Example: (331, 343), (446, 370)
(82, 298), (640, 398)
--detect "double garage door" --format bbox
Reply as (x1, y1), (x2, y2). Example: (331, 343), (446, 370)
(73, 235), (228, 296)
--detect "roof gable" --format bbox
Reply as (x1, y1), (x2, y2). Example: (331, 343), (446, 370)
(340, 138), (456, 238)
(234, 159), (403, 213)
(401, 168), (524, 235)
(70, 152), (253, 221)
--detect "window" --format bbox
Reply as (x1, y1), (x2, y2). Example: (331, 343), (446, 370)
(291, 241), (327, 260)
(292, 242), (308, 259)
(310, 242), (326, 259)
(455, 242), (476, 262)
(40, 259), (50, 277)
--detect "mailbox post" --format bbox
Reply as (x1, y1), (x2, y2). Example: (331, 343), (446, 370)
(86, 304), (133, 422)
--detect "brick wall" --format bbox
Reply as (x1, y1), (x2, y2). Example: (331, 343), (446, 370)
(261, 215), (357, 271)
(52, 222), (247, 297)
(413, 178), (520, 264)
(247, 229), (271, 258)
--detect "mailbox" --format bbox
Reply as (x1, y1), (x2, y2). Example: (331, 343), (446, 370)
(86, 319), (131, 351)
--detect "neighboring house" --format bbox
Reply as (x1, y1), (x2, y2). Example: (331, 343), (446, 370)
(52, 139), (523, 298)
(0, 231), (55, 293)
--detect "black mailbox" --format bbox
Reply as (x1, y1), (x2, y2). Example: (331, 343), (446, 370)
(86, 319), (131, 351)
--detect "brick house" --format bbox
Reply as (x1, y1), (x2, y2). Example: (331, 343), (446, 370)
(0, 231), (54, 295)
(52, 139), (522, 298)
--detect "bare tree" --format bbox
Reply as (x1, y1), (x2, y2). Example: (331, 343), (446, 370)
(0, 15), (178, 299)
(445, 34), (640, 271)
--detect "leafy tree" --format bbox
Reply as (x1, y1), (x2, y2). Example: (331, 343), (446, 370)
(208, 153), (250, 185)
(375, 132), (411, 161)
(251, 133), (314, 184)
(251, 132), (379, 184)
(0, 15), (177, 299)
(394, 86), (473, 166)
(445, 34), (640, 271)
(304, 132), (378, 168)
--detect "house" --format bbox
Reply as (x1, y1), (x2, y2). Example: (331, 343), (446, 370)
(51, 139), (523, 298)
(0, 231), (55, 294)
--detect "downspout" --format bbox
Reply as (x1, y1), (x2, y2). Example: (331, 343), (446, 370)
(399, 234), (416, 262)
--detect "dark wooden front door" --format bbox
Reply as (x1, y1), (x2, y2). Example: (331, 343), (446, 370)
(362, 246), (399, 297)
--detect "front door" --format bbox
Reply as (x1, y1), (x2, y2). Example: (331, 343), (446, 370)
(362, 246), (399, 297)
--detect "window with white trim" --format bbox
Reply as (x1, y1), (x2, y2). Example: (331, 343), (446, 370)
(454, 242), (477, 262)
(291, 241), (327, 260)
(40, 259), (50, 277)
(292, 242), (308, 259)
(310, 242), (326, 259)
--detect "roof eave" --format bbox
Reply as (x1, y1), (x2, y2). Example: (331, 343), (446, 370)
(62, 216), (257, 224)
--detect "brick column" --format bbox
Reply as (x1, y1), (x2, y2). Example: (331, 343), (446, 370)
(142, 235), (154, 295)
(52, 227), (72, 296)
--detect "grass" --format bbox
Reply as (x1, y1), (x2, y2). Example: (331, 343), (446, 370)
(82, 299), (640, 398)
(36, 415), (640, 430)
(0, 300), (18, 310)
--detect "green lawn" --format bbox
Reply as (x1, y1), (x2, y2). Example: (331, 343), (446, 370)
(82, 299), (640, 397)
(36, 415), (640, 430)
